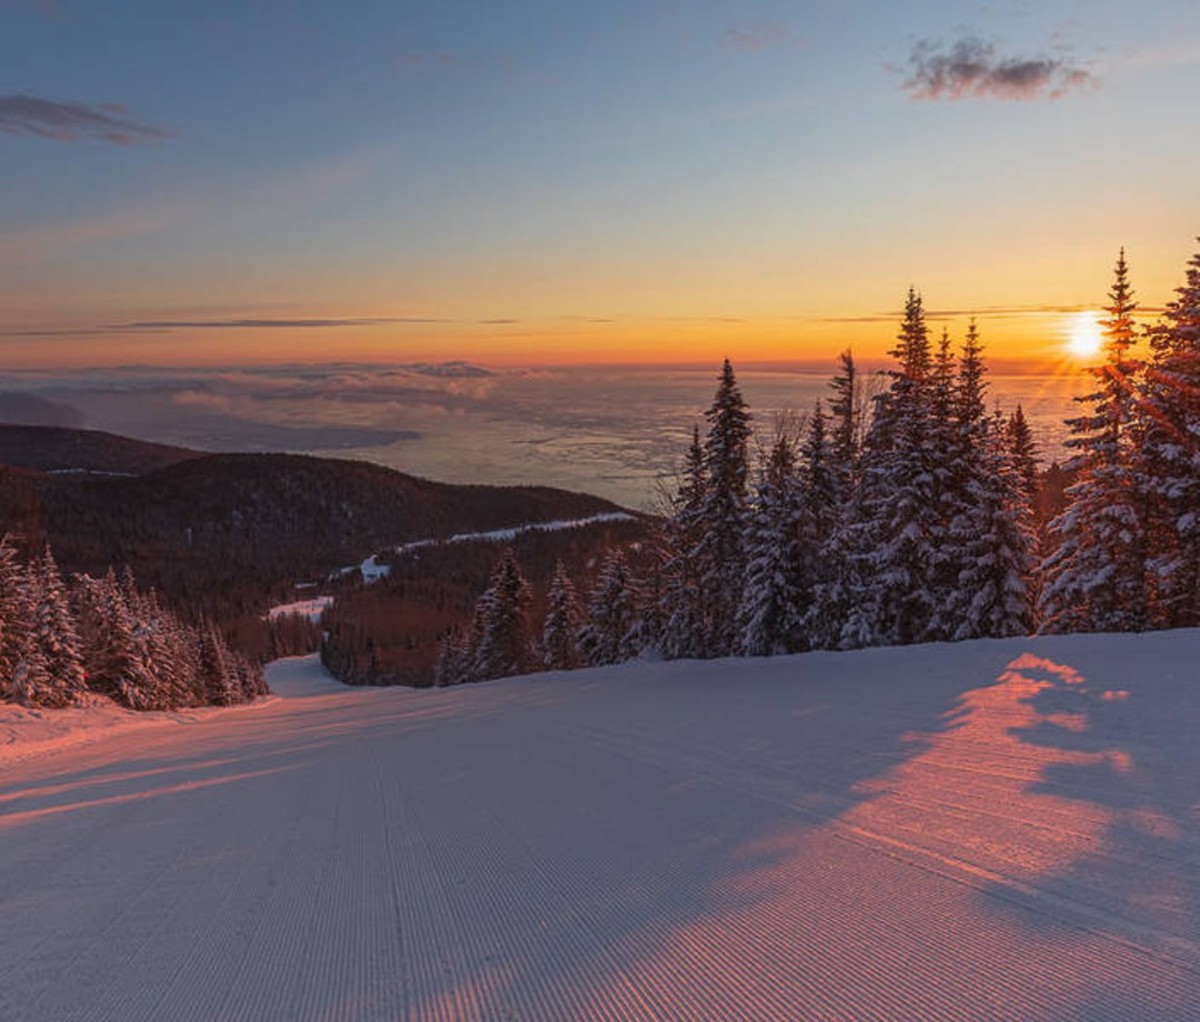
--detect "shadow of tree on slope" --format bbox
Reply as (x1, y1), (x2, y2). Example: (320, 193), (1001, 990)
(980, 632), (1200, 1021)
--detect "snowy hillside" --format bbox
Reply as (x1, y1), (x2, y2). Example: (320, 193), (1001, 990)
(1, 631), (1198, 1020)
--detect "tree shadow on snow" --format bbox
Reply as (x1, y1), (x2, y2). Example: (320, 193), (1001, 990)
(974, 632), (1200, 1020)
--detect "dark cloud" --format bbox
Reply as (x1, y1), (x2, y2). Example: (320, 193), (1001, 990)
(721, 25), (797, 52)
(476, 318), (519, 325)
(901, 37), (1095, 101)
(0, 93), (174, 145)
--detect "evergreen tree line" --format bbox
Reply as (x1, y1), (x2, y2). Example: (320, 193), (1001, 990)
(0, 536), (267, 710)
(436, 241), (1200, 683)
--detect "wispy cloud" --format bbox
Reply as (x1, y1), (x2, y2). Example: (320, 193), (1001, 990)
(720, 24), (798, 53)
(115, 317), (446, 331)
(901, 36), (1096, 101)
(0, 149), (380, 266)
(0, 93), (174, 145)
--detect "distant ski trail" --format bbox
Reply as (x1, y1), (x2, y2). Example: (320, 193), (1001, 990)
(1, 633), (1198, 1021)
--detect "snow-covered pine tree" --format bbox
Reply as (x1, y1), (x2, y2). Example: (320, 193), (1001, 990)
(1040, 250), (1149, 633)
(923, 327), (968, 641)
(542, 560), (581, 671)
(1006, 404), (1040, 511)
(945, 321), (1023, 642)
(135, 588), (194, 709)
(198, 619), (242, 706)
(842, 290), (940, 647)
(796, 402), (839, 631)
(0, 534), (26, 697)
(1141, 238), (1200, 627)
(74, 569), (159, 709)
(827, 349), (862, 480)
(695, 359), (752, 655)
(658, 425), (709, 659)
(804, 357), (862, 649)
(25, 547), (87, 707)
(951, 409), (1037, 639)
(433, 625), (470, 686)
(737, 430), (806, 656)
(471, 549), (534, 681)
(577, 547), (640, 666)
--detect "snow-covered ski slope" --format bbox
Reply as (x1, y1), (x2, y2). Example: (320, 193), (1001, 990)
(2, 632), (1198, 1021)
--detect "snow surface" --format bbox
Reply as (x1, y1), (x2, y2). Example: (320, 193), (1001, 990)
(266, 596), (335, 623)
(2, 632), (1199, 1020)
(333, 511), (636, 583)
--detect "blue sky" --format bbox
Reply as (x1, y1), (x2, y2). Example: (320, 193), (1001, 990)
(3, 0), (1199, 366)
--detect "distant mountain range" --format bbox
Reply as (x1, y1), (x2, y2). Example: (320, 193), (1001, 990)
(0, 424), (634, 651)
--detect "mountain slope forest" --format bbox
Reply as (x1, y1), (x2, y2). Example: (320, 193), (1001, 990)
(0, 438), (628, 659)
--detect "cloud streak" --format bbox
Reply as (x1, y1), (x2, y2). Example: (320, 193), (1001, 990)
(0, 93), (174, 145)
(901, 37), (1095, 101)
(115, 317), (446, 330)
(721, 24), (798, 53)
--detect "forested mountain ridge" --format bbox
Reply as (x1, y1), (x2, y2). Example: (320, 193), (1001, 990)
(0, 424), (201, 475)
(0, 440), (631, 656)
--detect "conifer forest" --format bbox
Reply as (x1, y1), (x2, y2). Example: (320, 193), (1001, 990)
(433, 244), (1200, 685)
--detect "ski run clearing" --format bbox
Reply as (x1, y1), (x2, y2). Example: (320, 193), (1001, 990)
(333, 511), (637, 585)
(2, 632), (1198, 1021)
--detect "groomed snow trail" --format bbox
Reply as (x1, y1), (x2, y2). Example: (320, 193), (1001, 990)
(2, 633), (1198, 1021)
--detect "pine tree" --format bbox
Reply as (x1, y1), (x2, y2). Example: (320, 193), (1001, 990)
(843, 290), (940, 647)
(75, 570), (158, 709)
(695, 359), (752, 654)
(658, 426), (709, 658)
(952, 411), (1037, 638)
(1040, 250), (1148, 633)
(198, 619), (241, 706)
(805, 360), (862, 649)
(542, 560), (581, 671)
(577, 548), (640, 666)
(0, 534), (25, 696)
(1006, 404), (1040, 511)
(1141, 238), (1200, 627)
(26, 547), (87, 707)
(471, 549), (533, 681)
(922, 327), (967, 641)
(827, 350), (862, 483)
(738, 431), (806, 655)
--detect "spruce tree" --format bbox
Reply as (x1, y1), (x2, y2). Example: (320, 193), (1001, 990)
(695, 359), (752, 654)
(27, 547), (87, 707)
(542, 560), (582, 671)
(577, 548), (640, 666)
(658, 426), (709, 658)
(952, 411), (1037, 639)
(0, 534), (25, 696)
(805, 360), (861, 649)
(843, 290), (940, 646)
(471, 549), (533, 681)
(1040, 250), (1148, 633)
(1141, 238), (1200, 627)
(434, 625), (469, 686)
(738, 431), (806, 656)
(1006, 404), (1040, 511)
(923, 327), (967, 641)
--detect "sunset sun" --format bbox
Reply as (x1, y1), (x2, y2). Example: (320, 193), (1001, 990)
(1067, 310), (1105, 359)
